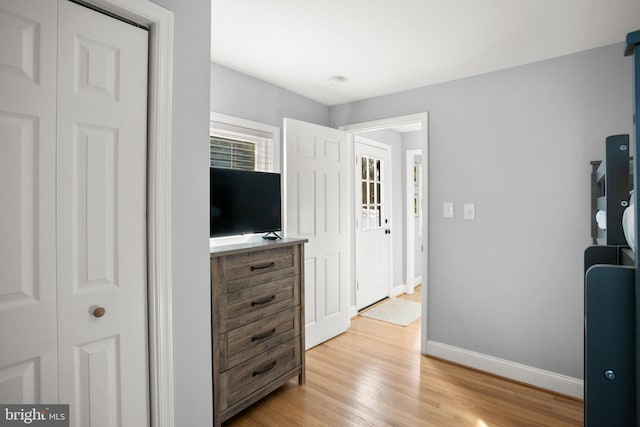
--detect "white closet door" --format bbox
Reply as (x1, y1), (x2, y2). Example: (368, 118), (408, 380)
(0, 0), (59, 404)
(56, 2), (149, 426)
(284, 118), (350, 349)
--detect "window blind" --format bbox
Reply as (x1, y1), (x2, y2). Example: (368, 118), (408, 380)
(210, 136), (256, 170)
(209, 123), (274, 172)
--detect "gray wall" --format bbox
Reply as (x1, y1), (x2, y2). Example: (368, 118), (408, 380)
(148, 1), (212, 426)
(331, 43), (634, 379)
(210, 62), (330, 127)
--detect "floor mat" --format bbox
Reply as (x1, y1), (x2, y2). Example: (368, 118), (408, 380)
(360, 298), (421, 326)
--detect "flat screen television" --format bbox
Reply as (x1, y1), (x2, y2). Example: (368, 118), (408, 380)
(210, 167), (282, 238)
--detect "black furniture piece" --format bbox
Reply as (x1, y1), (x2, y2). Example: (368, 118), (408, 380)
(589, 135), (630, 245)
(629, 29), (640, 427)
(584, 30), (640, 427)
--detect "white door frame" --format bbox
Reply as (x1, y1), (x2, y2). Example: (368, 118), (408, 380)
(406, 149), (422, 296)
(354, 136), (393, 309)
(82, 1), (175, 426)
(340, 112), (429, 354)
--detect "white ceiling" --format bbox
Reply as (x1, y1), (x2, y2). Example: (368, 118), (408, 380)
(211, 0), (640, 106)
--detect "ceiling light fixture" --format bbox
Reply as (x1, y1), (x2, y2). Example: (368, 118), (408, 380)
(327, 75), (348, 87)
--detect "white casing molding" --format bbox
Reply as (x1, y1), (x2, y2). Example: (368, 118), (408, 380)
(405, 149), (421, 297)
(426, 341), (584, 399)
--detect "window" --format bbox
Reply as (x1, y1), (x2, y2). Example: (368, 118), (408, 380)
(209, 112), (280, 172)
(360, 155), (383, 230)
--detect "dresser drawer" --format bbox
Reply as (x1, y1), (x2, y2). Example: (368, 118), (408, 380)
(220, 306), (300, 371)
(220, 340), (301, 410)
(218, 275), (300, 332)
(222, 265), (295, 297)
(220, 246), (295, 284)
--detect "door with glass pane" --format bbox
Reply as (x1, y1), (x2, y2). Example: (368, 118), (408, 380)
(355, 137), (392, 310)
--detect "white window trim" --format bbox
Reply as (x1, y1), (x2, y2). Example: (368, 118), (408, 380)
(209, 112), (281, 173)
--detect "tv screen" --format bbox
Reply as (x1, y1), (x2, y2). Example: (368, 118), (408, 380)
(210, 168), (282, 238)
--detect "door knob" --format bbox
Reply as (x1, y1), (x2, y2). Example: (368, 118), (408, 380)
(92, 306), (106, 318)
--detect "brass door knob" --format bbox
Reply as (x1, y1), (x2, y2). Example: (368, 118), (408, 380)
(93, 306), (106, 318)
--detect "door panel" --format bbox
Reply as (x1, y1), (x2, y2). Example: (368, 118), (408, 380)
(355, 139), (391, 310)
(0, 359), (39, 404)
(324, 254), (341, 315)
(297, 171), (316, 236)
(74, 336), (121, 427)
(56, 2), (149, 425)
(0, 7), (39, 82)
(323, 172), (341, 233)
(284, 119), (350, 349)
(0, 0), (58, 404)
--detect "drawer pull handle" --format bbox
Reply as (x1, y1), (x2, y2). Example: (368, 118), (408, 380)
(252, 361), (276, 377)
(250, 262), (275, 271)
(252, 328), (276, 342)
(251, 295), (275, 306)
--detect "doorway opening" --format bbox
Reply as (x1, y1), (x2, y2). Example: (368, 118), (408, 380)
(340, 112), (429, 353)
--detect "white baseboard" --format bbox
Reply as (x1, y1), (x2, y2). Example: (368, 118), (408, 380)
(390, 284), (406, 297)
(349, 305), (358, 318)
(426, 341), (583, 399)
(413, 275), (422, 287)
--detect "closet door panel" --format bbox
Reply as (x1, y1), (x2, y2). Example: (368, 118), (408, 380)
(56, 1), (149, 425)
(0, 0), (58, 404)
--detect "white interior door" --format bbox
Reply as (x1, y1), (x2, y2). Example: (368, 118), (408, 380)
(284, 118), (350, 349)
(56, 2), (149, 426)
(0, 0), (59, 404)
(0, 2), (149, 421)
(354, 138), (391, 310)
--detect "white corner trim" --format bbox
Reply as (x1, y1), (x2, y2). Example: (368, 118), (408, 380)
(426, 341), (584, 399)
(413, 276), (422, 287)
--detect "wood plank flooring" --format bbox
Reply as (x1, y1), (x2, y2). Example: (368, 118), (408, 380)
(225, 288), (584, 426)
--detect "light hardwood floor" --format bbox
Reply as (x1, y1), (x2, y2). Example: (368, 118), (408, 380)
(225, 288), (584, 426)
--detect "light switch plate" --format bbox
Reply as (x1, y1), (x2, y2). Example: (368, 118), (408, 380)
(463, 203), (475, 220)
(443, 202), (454, 218)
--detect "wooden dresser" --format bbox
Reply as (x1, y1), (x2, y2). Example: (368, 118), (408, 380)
(210, 238), (307, 426)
